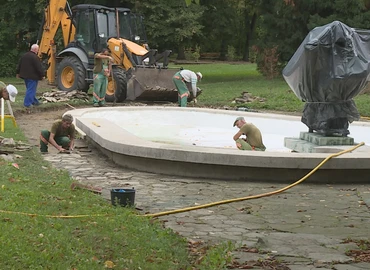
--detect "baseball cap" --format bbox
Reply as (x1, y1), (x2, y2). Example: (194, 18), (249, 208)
(233, 116), (244, 127)
(196, 72), (202, 81)
(6, 84), (18, 102)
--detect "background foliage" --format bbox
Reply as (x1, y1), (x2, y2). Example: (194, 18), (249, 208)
(2, 0), (370, 77)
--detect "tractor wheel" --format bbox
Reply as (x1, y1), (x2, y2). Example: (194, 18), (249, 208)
(57, 56), (89, 92)
(105, 68), (127, 102)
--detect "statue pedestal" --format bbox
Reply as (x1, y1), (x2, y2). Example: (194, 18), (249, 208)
(284, 132), (354, 153)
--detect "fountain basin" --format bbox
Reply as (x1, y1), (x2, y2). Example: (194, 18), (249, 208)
(68, 107), (370, 183)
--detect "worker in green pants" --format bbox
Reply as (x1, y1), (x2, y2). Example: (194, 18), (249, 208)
(40, 114), (75, 153)
(172, 69), (202, 107)
(93, 48), (114, 107)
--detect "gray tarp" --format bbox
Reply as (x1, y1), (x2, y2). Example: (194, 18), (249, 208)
(282, 21), (370, 135)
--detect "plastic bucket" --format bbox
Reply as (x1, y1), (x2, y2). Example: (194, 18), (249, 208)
(110, 189), (135, 207)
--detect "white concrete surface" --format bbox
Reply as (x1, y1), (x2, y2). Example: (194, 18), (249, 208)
(68, 107), (370, 152)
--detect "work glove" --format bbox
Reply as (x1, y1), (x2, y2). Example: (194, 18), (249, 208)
(193, 98), (197, 104)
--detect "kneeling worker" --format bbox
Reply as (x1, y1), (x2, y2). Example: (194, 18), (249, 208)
(40, 114), (75, 153)
(233, 116), (266, 151)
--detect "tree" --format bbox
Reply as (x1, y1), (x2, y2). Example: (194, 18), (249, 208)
(224, 0), (259, 62)
(200, 0), (240, 60)
(254, 0), (370, 76)
(307, 0), (370, 29)
(185, 0), (199, 5)
(0, 0), (44, 76)
(130, 0), (204, 59)
(198, 0), (259, 61)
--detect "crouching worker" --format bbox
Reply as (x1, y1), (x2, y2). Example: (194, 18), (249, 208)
(233, 116), (266, 151)
(40, 114), (75, 153)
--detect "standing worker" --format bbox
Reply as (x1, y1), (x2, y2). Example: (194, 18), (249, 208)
(172, 69), (202, 107)
(93, 48), (114, 107)
(233, 116), (266, 151)
(39, 114), (75, 154)
(16, 44), (45, 108)
(0, 82), (18, 102)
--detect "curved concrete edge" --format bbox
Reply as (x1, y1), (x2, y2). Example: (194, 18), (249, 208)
(67, 107), (370, 183)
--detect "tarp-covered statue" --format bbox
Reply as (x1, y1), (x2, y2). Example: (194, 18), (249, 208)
(283, 21), (370, 136)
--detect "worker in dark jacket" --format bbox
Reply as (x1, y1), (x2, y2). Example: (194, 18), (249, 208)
(16, 44), (45, 108)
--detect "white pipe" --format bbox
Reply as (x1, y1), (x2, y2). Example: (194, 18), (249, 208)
(1, 98), (4, 132)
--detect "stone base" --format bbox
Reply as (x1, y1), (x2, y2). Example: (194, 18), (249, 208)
(299, 132), (354, 146)
(284, 138), (316, 153)
(285, 132), (355, 153)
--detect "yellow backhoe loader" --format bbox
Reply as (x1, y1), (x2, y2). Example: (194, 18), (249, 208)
(38, 0), (184, 102)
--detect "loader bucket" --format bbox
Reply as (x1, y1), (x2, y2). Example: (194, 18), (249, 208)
(126, 68), (178, 102)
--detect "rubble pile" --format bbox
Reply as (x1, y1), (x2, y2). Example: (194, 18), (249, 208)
(0, 136), (32, 162)
(232, 91), (266, 103)
(40, 90), (89, 103)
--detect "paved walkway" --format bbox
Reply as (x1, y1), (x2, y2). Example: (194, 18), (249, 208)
(43, 139), (370, 269)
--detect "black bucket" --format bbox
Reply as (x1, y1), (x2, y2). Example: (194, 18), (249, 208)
(110, 188), (135, 207)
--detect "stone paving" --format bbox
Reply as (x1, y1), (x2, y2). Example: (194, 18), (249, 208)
(43, 139), (370, 270)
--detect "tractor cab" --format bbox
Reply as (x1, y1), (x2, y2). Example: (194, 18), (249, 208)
(71, 5), (130, 56)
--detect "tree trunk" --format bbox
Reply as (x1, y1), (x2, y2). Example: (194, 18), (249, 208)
(243, 36), (250, 62)
(242, 12), (257, 62)
(177, 44), (186, 60)
(219, 39), (227, 61)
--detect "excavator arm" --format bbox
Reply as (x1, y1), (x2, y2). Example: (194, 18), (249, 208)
(37, 0), (75, 84)
(35, 2), (181, 103)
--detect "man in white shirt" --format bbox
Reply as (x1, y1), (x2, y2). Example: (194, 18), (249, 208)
(172, 69), (202, 107)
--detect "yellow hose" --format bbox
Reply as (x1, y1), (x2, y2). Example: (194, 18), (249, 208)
(143, 142), (365, 218)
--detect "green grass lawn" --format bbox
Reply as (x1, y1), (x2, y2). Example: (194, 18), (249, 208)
(171, 62), (370, 117)
(0, 120), (235, 269)
(0, 122), (187, 269)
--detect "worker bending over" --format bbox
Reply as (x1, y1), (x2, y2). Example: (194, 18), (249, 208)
(172, 69), (202, 107)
